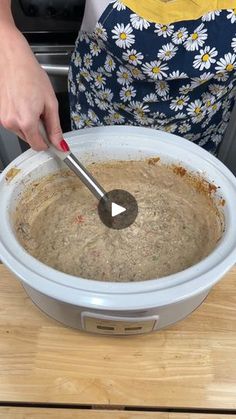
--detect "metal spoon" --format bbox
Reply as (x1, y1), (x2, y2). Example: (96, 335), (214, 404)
(39, 121), (107, 201)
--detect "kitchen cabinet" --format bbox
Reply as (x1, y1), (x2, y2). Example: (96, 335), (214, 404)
(0, 127), (22, 168)
(218, 102), (236, 175)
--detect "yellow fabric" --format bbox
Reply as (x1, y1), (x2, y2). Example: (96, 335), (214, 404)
(122, 0), (236, 24)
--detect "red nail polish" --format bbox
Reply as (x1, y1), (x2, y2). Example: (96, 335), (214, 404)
(59, 139), (70, 152)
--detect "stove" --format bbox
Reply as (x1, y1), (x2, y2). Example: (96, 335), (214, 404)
(3, 0), (85, 155)
(0, 1), (85, 166)
(12, 0), (85, 42)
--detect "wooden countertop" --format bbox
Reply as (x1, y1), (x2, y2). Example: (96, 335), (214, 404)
(0, 411), (236, 419)
(0, 264), (236, 417)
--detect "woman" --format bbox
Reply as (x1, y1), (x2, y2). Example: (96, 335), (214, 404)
(1, 0), (236, 155)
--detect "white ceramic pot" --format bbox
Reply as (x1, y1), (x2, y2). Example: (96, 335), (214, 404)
(0, 126), (236, 335)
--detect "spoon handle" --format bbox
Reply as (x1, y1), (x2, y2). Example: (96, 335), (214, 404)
(39, 121), (106, 201)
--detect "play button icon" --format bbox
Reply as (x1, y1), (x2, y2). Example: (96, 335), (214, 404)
(98, 189), (138, 230)
(111, 202), (126, 217)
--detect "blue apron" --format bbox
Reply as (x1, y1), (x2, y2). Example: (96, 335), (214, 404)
(68, 4), (236, 154)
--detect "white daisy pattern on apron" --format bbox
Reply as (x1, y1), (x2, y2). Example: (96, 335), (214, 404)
(68, 4), (236, 154)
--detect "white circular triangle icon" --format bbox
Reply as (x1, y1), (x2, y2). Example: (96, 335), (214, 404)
(111, 202), (126, 218)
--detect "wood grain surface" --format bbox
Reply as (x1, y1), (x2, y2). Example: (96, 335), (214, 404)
(0, 265), (236, 409)
(0, 409), (235, 419)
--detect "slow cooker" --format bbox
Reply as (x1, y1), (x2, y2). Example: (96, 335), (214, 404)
(1, 126), (236, 335)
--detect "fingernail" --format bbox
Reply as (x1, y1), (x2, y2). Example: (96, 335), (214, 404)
(59, 139), (70, 152)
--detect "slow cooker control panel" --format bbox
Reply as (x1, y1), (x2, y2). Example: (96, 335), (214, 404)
(81, 312), (159, 335)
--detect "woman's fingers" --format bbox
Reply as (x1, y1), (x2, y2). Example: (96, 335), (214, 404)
(19, 125), (48, 151)
(43, 97), (64, 151)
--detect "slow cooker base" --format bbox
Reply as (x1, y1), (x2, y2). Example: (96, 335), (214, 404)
(22, 282), (211, 335)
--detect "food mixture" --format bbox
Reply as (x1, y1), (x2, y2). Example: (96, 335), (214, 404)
(14, 160), (224, 282)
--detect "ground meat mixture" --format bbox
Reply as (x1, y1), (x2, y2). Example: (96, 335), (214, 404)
(14, 160), (224, 282)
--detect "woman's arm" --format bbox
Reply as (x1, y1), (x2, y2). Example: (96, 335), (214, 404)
(0, 0), (15, 27)
(0, 0), (63, 151)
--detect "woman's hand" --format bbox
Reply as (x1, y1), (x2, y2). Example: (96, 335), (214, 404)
(0, 26), (63, 151)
